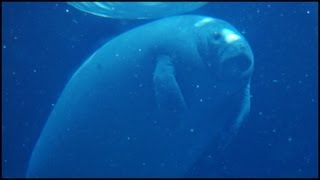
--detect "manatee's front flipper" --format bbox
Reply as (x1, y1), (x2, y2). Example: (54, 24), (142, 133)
(185, 84), (251, 177)
(153, 55), (188, 129)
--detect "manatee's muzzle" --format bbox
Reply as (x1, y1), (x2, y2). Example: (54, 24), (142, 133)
(219, 44), (253, 80)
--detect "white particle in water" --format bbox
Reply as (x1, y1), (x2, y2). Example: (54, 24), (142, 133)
(14, 36), (18, 40)
(306, 10), (310, 14)
(199, 98), (203, 102)
(3, 45), (6, 49)
(33, 69), (37, 73)
(272, 79), (278, 83)
(288, 136), (293, 142)
(115, 53), (119, 57)
(65, 9), (69, 13)
(138, 48), (142, 52)
(127, 137), (130, 140)
(139, 84), (143, 87)
(142, 162), (146, 166)
(196, 84), (199, 88)
(12, 71), (16, 75)
(51, 103), (55, 106)
(259, 112), (263, 115)
(272, 129), (276, 133)
(190, 128), (194, 133)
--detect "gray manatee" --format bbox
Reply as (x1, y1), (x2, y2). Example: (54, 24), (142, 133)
(27, 15), (254, 177)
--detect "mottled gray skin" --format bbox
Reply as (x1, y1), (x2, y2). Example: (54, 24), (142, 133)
(27, 15), (254, 177)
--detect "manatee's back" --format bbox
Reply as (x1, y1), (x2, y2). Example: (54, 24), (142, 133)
(26, 15), (211, 177)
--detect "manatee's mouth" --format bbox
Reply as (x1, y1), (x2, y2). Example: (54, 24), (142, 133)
(219, 46), (252, 79)
(223, 54), (252, 73)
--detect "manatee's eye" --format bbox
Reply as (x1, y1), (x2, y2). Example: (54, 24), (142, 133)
(213, 32), (222, 41)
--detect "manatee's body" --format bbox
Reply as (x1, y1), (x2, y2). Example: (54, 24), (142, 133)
(27, 15), (254, 177)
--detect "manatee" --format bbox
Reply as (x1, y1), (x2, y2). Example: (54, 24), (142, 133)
(26, 15), (254, 177)
(68, 2), (207, 19)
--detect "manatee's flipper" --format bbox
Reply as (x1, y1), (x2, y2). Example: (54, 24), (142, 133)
(212, 83), (251, 153)
(153, 55), (188, 128)
(185, 84), (251, 177)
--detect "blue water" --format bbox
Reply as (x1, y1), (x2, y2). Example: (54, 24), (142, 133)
(1, 2), (318, 178)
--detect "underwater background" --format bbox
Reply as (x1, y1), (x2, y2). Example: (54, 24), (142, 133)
(1, 2), (318, 178)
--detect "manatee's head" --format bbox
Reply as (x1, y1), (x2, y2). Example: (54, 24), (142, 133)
(195, 17), (254, 87)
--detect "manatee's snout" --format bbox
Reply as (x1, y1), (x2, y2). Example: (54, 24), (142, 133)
(221, 51), (252, 75)
(219, 42), (253, 79)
